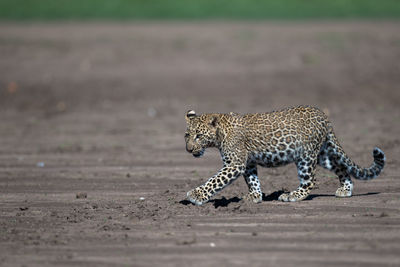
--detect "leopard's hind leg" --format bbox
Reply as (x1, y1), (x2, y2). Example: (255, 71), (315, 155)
(278, 151), (317, 202)
(318, 140), (353, 198)
(333, 167), (353, 197)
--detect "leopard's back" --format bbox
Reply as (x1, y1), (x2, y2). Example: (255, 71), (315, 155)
(238, 106), (331, 154)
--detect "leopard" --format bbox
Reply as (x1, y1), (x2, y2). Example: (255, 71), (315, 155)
(184, 106), (385, 205)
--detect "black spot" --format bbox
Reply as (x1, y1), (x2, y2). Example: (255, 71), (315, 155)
(362, 169), (367, 177)
(303, 175), (310, 180)
(227, 173), (232, 178)
(279, 152), (285, 158)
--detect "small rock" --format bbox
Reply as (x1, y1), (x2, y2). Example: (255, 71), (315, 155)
(379, 212), (389, 217)
(76, 192), (87, 199)
(19, 207), (29, 211)
(176, 236), (196, 246)
(139, 197), (145, 201)
(209, 242), (216, 247)
(126, 173), (131, 178)
(56, 102), (66, 112)
(147, 107), (157, 117)
(7, 82), (18, 94)
(102, 225), (110, 231)
(36, 162), (45, 167)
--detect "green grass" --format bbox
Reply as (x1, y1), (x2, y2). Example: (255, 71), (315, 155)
(0, 0), (400, 20)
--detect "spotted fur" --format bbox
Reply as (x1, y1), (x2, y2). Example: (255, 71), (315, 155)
(184, 106), (385, 205)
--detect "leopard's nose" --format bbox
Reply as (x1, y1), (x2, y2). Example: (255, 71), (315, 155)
(186, 144), (193, 153)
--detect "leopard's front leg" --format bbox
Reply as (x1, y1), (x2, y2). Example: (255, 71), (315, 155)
(187, 165), (245, 205)
(242, 163), (263, 203)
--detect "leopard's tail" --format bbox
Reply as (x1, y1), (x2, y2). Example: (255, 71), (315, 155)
(326, 133), (386, 180)
(347, 147), (385, 180)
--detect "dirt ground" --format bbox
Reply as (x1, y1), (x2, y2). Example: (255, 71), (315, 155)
(0, 21), (400, 267)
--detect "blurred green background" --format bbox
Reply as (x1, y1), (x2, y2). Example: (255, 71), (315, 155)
(1, 0), (400, 20)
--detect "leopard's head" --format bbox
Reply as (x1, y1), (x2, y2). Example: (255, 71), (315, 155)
(184, 110), (221, 158)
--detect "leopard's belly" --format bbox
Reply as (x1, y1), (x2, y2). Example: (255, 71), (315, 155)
(250, 150), (295, 168)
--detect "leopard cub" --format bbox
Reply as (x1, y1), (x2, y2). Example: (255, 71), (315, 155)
(184, 106), (385, 205)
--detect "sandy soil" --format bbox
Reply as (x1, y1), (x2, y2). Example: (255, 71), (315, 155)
(0, 22), (400, 267)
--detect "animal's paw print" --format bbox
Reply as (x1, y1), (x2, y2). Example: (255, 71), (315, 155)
(187, 187), (209, 205)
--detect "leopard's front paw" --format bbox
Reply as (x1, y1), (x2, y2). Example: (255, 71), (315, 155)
(242, 192), (262, 204)
(187, 187), (210, 206)
(278, 191), (307, 202)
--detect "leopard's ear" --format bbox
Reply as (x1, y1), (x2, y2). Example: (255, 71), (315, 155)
(185, 110), (196, 122)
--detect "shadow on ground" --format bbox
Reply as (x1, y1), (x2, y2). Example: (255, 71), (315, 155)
(179, 190), (288, 207)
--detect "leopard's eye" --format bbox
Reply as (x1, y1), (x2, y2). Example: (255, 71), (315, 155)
(184, 133), (189, 138)
(195, 134), (203, 139)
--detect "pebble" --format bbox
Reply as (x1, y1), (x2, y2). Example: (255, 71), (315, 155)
(76, 192), (87, 199)
(147, 107), (157, 117)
